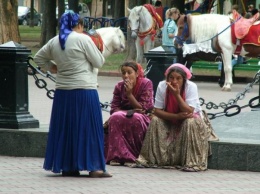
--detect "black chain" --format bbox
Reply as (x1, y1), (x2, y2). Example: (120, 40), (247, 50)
(27, 57), (56, 99)
(27, 57), (260, 116)
(27, 57), (112, 111)
(201, 70), (260, 119)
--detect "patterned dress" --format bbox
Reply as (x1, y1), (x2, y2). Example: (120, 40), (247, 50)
(105, 78), (154, 164)
(135, 80), (219, 171)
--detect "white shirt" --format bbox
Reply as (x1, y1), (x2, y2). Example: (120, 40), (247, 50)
(34, 31), (105, 90)
(154, 80), (202, 116)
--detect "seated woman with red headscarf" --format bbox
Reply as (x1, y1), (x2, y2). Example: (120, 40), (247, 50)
(134, 63), (218, 172)
(105, 61), (154, 165)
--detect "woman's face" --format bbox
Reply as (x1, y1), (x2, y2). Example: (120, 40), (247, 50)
(121, 66), (138, 85)
(167, 71), (184, 89)
(172, 12), (179, 20)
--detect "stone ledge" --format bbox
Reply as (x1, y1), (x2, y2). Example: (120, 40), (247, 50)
(0, 128), (259, 172)
(208, 141), (260, 172)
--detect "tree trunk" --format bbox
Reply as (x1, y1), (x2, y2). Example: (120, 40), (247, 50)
(40, 0), (56, 46)
(57, 0), (65, 24)
(125, 0), (138, 61)
(112, 0), (124, 19)
(0, 0), (20, 44)
(68, 0), (79, 13)
(29, 0), (34, 27)
(102, 0), (107, 16)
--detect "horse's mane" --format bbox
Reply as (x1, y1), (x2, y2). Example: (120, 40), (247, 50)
(190, 14), (230, 42)
(96, 27), (125, 41)
(128, 5), (153, 31)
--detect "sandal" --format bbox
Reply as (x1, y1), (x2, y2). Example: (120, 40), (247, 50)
(109, 160), (125, 166)
(89, 171), (113, 178)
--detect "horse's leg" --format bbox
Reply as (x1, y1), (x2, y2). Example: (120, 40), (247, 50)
(221, 50), (233, 91)
(176, 48), (184, 64)
(135, 38), (144, 63)
(218, 60), (225, 87)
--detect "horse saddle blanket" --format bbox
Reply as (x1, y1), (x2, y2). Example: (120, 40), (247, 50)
(231, 21), (260, 54)
(144, 4), (163, 28)
(83, 29), (104, 52)
(232, 10), (260, 39)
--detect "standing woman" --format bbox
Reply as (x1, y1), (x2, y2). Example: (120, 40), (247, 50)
(105, 61), (154, 165)
(162, 8), (178, 53)
(34, 11), (112, 177)
(136, 63), (218, 171)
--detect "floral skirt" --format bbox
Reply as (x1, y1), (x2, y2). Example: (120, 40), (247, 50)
(136, 112), (218, 171)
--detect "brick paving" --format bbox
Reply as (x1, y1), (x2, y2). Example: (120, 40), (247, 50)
(0, 74), (259, 194)
(0, 156), (260, 194)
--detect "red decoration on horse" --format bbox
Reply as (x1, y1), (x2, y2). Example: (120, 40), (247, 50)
(83, 29), (104, 53)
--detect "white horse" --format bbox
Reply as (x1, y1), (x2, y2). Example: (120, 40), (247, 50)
(176, 14), (235, 91)
(96, 27), (126, 58)
(89, 27), (126, 82)
(176, 13), (260, 91)
(127, 5), (160, 63)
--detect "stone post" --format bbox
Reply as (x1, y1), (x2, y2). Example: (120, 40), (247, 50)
(0, 41), (39, 129)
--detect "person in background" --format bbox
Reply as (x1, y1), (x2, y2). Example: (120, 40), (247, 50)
(162, 8), (178, 55)
(134, 63), (218, 172)
(34, 10), (112, 178)
(248, 4), (254, 13)
(154, 0), (164, 21)
(105, 61), (154, 166)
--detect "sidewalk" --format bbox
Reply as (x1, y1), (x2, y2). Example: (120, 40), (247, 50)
(0, 155), (260, 194)
(0, 75), (260, 193)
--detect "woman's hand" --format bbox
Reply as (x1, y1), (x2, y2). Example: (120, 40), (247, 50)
(177, 112), (193, 120)
(134, 109), (145, 114)
(124, 79), (134, 96)
(50, 64), (57, 74)
(166, 82), (180, 96)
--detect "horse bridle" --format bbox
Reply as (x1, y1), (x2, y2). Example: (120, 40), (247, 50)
(128, 6), (151, 34)
(128, 7), (143, 34)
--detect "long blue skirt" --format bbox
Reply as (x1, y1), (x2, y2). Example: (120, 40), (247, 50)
(43, 89), (106, 173)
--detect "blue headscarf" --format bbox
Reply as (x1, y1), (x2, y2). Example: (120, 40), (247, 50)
(59, 10), (80, 50)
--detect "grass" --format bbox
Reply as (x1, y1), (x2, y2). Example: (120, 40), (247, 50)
(100, 52), (127, 72)
(19, 26), (259, 78)
(19, 26), (42, 39)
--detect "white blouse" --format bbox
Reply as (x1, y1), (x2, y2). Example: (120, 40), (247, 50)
(154, 80), (202, 116)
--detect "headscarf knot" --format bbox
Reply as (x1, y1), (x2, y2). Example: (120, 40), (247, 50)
(59, 10), (80, 50)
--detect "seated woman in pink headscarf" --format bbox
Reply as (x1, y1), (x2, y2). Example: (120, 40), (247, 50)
(105, 61), (154, 165)
(135, 63), (218, 172)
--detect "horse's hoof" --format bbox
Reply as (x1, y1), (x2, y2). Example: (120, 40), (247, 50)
(221, 86), (231, 92)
